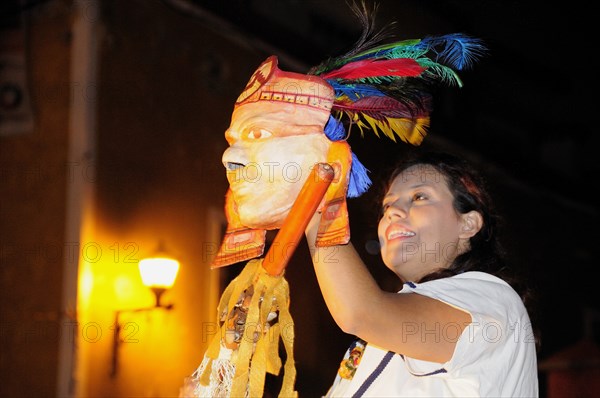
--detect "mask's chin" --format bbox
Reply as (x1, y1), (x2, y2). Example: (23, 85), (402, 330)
(236, 202), (292, 230)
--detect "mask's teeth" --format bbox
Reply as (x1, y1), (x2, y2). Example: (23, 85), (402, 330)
(226, 162), (245, 171)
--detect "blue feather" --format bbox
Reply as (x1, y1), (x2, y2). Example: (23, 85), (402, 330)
(347, 152), (371, 198)
(323, 116), (372, 198)
(324, 115), (346, 141)
(417, 34), (486, 70)
(327, 81), (387, 101)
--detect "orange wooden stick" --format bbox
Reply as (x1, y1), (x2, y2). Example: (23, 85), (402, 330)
(262, 162), (335, 276)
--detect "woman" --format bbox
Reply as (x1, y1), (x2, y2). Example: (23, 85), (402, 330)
(305, 151), (538, 397)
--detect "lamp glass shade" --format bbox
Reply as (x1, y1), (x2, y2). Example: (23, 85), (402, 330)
(138, 257), (180, 289)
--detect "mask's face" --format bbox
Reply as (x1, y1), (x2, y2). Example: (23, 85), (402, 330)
(222, 102), (332, 229)
(220, 56), (334, 230)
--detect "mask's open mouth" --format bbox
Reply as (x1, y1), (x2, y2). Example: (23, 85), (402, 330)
(225, 162), (245, 171)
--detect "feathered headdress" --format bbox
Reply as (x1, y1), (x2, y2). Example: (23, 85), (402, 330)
(311, 1), (486, 197)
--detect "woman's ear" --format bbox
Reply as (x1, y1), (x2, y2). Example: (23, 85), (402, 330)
(459, 210), (483, 239)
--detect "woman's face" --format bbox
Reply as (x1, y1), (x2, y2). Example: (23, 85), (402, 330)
(378, 164), (470, 282)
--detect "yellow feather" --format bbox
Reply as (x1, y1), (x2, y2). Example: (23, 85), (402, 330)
(360, 114), (429, 145)
(336, 110), (428, 146)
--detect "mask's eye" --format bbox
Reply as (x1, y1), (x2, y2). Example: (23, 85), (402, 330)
(247, 129), (272, 140)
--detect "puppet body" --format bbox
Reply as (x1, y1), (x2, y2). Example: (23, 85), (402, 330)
(180, 259), (296, 398)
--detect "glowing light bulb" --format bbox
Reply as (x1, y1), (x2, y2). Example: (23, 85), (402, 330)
(138, 257), (180, 289)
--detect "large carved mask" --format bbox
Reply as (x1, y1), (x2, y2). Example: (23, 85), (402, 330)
(214, 56), (352, 267)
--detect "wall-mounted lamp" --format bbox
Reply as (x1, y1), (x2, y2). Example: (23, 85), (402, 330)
(138, 255), (180, 308)
(110, 246), (180, 378)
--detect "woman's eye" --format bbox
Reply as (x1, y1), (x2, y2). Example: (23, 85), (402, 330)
(412, 193), (427, 201)
(247, 129), (272, 140)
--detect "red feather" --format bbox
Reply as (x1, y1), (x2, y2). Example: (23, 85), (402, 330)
(320, 58), (425, 80)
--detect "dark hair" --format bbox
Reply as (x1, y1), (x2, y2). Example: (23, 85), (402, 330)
(383, 151), (539, 346)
